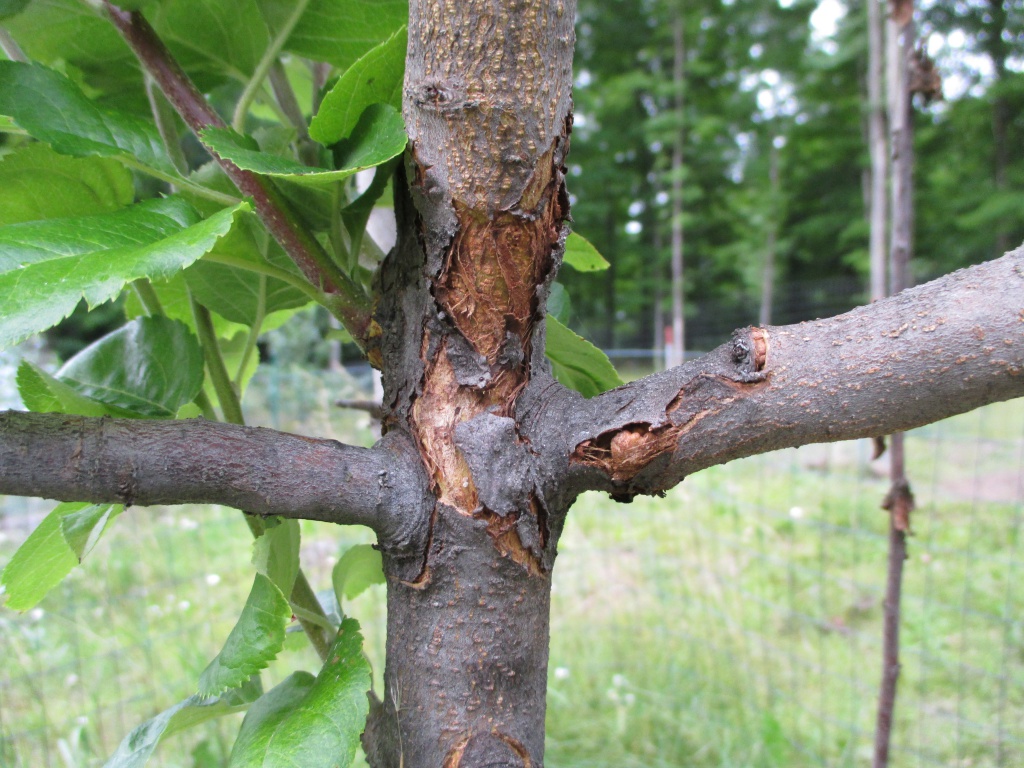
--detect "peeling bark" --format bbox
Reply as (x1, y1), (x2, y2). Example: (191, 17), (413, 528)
(544, 248), (1024, 500)
(366, 1), (575, 763)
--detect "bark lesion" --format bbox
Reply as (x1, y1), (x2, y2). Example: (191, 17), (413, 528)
(570, 327), (771, 489)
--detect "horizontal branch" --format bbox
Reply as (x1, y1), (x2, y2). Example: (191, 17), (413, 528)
(0, 413), (429, 551)
(547, 247), (1024, 499)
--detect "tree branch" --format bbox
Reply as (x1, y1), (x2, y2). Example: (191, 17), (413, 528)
(101, 2), (376, 354)
(545, 247), (1024, 499)
(0, 412), (429, 552)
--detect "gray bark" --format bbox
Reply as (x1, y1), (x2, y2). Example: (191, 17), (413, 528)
(0, 413), (429, 557)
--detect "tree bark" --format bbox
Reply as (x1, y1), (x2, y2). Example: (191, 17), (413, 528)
(365, 1), (575, 764)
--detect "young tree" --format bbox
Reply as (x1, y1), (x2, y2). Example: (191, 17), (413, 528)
(1, 1), (1023, 766)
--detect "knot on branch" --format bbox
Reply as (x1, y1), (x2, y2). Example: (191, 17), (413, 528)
(731, 326), (769, 383)
(882, 478), (916, 533)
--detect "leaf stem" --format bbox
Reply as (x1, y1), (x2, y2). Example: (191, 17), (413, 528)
(144, 76), (189, 175)
(290, 571), (334, 660)
(189, 295), (245, 426)
(0, 28), (28, 63)
(119, 156), (242, 206)
(132, 278), (165, 316)
(231, 0), (311, 133)
(201, 252), (325, 304)
(234, 276), (266, 386)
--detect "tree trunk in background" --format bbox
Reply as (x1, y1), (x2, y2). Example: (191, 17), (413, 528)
(653, 208), (665, 368)
(363, 1), (575, 765)
(604, 207), (617, 349)
(873, 5), (915, 766)
(668, 10), (686, 368)
(987, 0), (1009, 257)
(867, 0), (889, 303)
(759, 139), (780, 327)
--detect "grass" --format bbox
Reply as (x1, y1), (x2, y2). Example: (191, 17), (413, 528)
(1, 368), (1022, 767)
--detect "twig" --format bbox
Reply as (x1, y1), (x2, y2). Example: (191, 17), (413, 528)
(231, 0), (311, 132)
(102, 2), (375, 352)
(335, 399), (385, 420)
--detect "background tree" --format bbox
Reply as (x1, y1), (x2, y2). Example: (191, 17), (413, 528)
(0, 1), (1023, 767)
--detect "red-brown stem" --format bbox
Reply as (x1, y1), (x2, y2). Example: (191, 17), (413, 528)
(102, 2), (375, 348)
(874, 432), (909, 768)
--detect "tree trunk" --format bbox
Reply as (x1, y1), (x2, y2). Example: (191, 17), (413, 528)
(867, 0), (888, 303)
(364, 1), (575, 764)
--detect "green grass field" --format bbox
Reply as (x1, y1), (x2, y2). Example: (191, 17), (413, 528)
(1, 368), (1021, 767)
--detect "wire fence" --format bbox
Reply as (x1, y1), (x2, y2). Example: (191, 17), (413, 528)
(1, 359), (1022, 767)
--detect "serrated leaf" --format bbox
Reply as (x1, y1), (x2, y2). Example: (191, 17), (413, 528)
(0, 143), (134, 226)
(201, 104), (406, 187)
(258, 0), (407, 70)
(310, 27), (407, 146)
(105, 678), (262, 768)
(16, 360), (63, 413)
(228, 620), (370, 768)
(332, 544), (384, 603)
(198, 573), (290, 698)
(563, 232), (611, 272)
(0, 61), (175, 174)
(0, 197), (247, 350)
(17, 360), (125, 418)
(545, 316), (623, 398)
(253, 518), (300, 598)
(61, 504), (123, 561)
(55, 316), (204, 418)
(1, 502), (113, 610)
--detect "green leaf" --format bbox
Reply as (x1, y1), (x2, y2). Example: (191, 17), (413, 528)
(547, 282), (571, 324)
(198, 573), (291, 698)
(2, 1), (135, 80)
(0, 143), (135, 226)
(310, 27), (407, 146)
(253, 518), (300, 598)
(105, 679), (262, 768)
(61, 503), (123, 561)
(0, 61), (175, 174)
(152, 0), (270, 83)
(16, 360), (70, 414)
(563, 232), (611, 272)
(332, 544), (384, 603)
(17, 360), (123, 418)
(1, 502), (118, 610)
(0, 0), (31, 20)
(185, 219), (311, 326)
(200, 104), (406, 187)
(545, 316), (623, 398)
(258, 0), (407, 70)
(228, 620), (371, 768)
(0, 197), (247, 350)
(55, 316), (204, 418)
